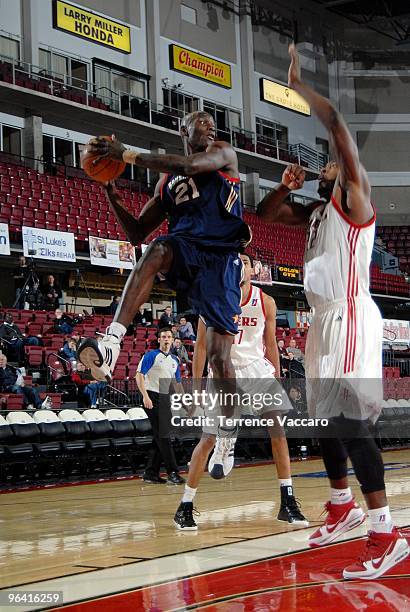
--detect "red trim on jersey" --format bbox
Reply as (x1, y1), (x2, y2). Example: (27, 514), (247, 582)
(218, 171), (240, 183)
(344, 226), (360, 373)
(241, 285), (253, 307)
(259, 288), (266, 320)
(159, 173), (169, 200)
(331, 195), (375, 228)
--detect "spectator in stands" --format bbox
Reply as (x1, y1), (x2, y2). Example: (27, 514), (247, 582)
(282, 352), (305, 378)
(52, 309), (73, 335)
(277, 339), (287, 356)
(135, 305), (152, 327)
(71, 362), (106, 408)
(288, 386), (307, 416)
(158, 306), (175, 329)
(171, 324), (180, 339)
(42, 275), (62, 311)
(286, 338), (304, 363)
(62, 338), (78, 364)
(0, 313), (41, 364)
(136, 327), (185, 485)
(171, 338), (191, 365)
(178, 317), (196, 341)
(0, 354), (51, 409)
(13, 256), (29, 309)
(109, 295), (120, 316)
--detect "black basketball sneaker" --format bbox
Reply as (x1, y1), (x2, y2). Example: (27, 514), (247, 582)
(174, 502), (199, 531)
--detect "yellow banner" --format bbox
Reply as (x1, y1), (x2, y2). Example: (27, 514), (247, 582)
(261, 78), (310, 116)
(53, 0), (131, 54)
(170, 44), (231, 89)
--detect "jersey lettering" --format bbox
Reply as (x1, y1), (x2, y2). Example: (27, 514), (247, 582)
(174, 178), (200, 205)
(238, 316), (258, 327)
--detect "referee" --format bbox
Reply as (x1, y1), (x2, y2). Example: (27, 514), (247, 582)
(136, 327), (185, 484)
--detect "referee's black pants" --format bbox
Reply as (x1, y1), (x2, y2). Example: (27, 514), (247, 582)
(144, 390), (179, 477)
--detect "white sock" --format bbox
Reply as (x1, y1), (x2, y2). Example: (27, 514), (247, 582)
(182, 485), (197, 503)
(331, 487), (353, 505)
(279, 478), (293, 488)
(107, 322), (126, 340)
(368, 506), (394, 533)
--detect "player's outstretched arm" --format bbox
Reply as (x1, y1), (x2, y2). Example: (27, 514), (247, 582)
(89, 136), (238, 177)
(288, 44), (372, 224)
(256, 164), (314, 227)
(262, 295), (281, 377)
(104, 179), (166, 246)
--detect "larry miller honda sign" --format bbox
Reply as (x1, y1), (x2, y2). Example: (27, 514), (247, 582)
(22, 226), (76, 262)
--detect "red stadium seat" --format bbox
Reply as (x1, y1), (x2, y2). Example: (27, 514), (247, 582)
(25, 346), (44, 366)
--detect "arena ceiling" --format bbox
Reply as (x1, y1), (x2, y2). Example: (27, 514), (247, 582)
(313, 0), (410, 44)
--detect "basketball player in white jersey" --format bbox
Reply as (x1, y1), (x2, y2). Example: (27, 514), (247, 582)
(173, 253), (308, 530)
(256, 44), (409, 580)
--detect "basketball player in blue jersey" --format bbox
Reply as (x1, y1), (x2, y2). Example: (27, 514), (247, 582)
(78, 112), (251, 423)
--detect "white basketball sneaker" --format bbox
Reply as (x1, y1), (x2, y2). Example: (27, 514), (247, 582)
(208, 436), (236, 480)
(77, 334), (121, 382)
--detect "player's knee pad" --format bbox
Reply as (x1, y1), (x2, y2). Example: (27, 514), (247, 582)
(319, 438), (348, 480)
(344, 436), (385, 494)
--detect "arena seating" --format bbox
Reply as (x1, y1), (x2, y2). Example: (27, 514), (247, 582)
(1, 158), (408, 295)
(377, 225), (410, 273)
(0, 407), (153, 484)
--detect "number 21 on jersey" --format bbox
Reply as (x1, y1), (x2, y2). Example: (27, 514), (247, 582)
(175, 178), (200, 205)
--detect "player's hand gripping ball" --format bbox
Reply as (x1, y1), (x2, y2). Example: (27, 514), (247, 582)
(81, 135), (126, 183)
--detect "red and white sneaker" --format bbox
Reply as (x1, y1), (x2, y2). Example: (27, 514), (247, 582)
(343, 528), (409, 580)
(309, 499), (366, 548)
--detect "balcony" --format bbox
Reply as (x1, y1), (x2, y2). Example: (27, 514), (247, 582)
(0, 55), (326, 175)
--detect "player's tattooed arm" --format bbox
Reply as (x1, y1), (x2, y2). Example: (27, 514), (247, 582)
(104, 180), (166, 245)
(262, 295), (281, 377)
(89, 135), (238, 177)
(288, 43), (373, 225)
(256, 164), (314, 227)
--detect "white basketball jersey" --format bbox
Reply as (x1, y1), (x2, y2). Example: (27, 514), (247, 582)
(231, 285), (266, 367)
(304, 196), (376, 309)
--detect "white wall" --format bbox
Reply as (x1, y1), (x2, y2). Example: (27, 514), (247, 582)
(0, 0), (21, 37)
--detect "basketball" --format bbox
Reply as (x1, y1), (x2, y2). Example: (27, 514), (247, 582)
(81, 136), (126, 182)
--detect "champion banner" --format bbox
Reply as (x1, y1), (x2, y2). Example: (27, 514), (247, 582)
(89, 236), (136, 270)
(0, 223), (10, 255)
(22, 226), (76, 262)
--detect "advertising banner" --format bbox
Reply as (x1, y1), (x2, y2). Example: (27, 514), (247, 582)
(276, 264), (303, 282)
(0, 223), (10, 255)
(261, 78), (310, 116)
(251, 260), (273, 285)
(53, 0), (131, 53)
(22, 226), (76, 262)
(89, 236), (136, 269)
(170, 44), (232, 88)
(383, 319), (410, 345)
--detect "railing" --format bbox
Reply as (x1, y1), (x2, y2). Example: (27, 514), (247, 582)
(290, 143), (328, 172)
(0, 54), (327, 172)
